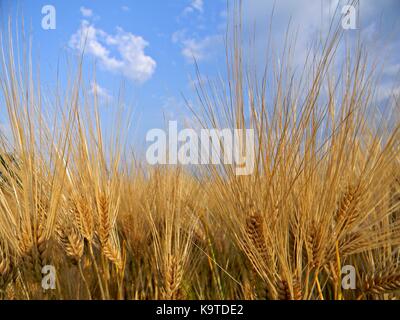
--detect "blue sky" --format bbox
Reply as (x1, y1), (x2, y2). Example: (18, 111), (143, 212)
(1, 0), (399, 149)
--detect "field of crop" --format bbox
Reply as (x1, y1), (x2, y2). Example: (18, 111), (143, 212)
(0, 3), (400, 300)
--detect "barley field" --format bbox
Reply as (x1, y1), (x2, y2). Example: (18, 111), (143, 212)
(0, 1), (400, 300)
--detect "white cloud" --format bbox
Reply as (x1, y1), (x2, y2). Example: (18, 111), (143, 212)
(174, 0), (221, 63)
(171, 29), (187, 44)
(376, 83), (400, 102)
(182, 35), (222, 62)
(172, 29), (220, 63)
(90, 83), (112, 102)
(161, 95), (188, 121)
(80, 6), (93, 17)
(181, 35), (220, 62)
(69, 20), (156, 83)
(191, 0), (204, 13)
(183, 0), (204, 15)
(384, 63), (400, 77)
(121, 6), (130, 12)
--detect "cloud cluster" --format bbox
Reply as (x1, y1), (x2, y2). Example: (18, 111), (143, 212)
(182, 0), (204, 15)
(172, 29), (220, 63)
(79, 6), (93, 18)
(230, 0), (400, 109)
(90, 82), (112, 102)
(181, 35), (220, 62)
(69, 20), (156, 83)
